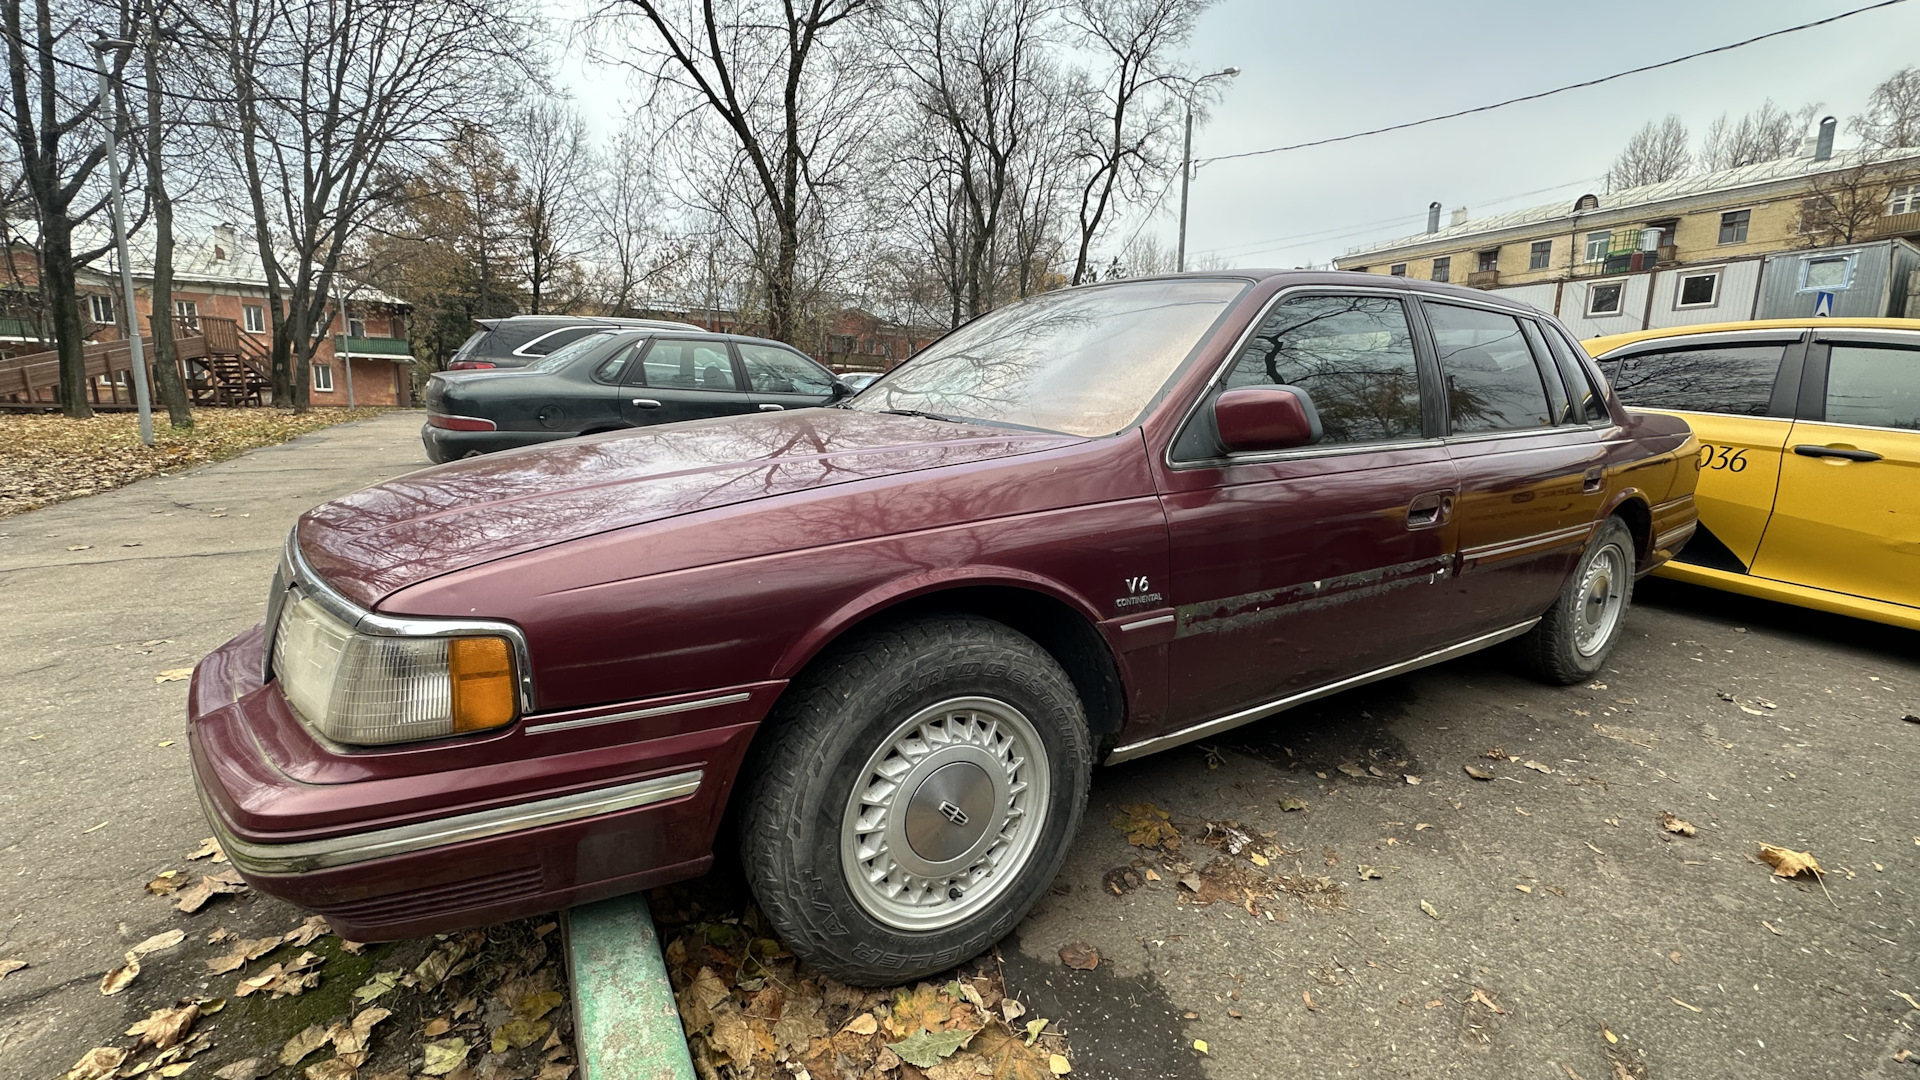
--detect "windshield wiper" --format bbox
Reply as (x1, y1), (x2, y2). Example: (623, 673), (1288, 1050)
(878, 408), (962, 423)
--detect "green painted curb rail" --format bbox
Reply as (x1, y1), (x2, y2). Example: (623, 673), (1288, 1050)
(565, 893), (697, 1080)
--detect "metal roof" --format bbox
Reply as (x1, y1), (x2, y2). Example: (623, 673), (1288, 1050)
(1343, 148), (1920, 260)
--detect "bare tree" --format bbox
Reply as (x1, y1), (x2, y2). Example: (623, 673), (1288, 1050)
(195, 0), (534, 409)
(140, 0), (192, 427)
(1605, 115), (1690, 191)
(1063, 0), (1212, 285)
(1855, 65), (1920, 152)
(3, 0), (146, 417)
(1799, 161), (1896, 247)
(604, 0), (880, 346)
(1698, 99), (1815, 171)
(589, 124), (686, 316)
(511, 101), (594, 314)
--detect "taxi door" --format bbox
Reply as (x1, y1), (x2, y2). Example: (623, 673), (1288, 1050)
(1748, 334), (1920, 608)
(1592, 332), (1808, 571)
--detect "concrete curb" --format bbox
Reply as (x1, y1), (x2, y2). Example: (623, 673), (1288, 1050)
(566, 894), (697, 1080)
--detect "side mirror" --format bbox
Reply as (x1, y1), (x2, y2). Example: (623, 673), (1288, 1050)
(828, 378), (853, 401)
(1213, 385), (1322, 453)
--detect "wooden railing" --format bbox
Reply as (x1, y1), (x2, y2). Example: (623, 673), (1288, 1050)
(0, 315), (263, 409)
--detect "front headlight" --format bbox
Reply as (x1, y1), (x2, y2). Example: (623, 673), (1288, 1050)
(271, 594), (518, 746)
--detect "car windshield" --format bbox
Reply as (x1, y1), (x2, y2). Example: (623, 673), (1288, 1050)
(527, 331), (622, 373)
(847, 278), (1247, 436)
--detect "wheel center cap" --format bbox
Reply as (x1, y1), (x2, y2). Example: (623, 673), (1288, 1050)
(904, 761), (993, 863)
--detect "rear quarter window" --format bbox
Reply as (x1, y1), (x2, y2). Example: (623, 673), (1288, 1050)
(1595, 343), (1785, 416)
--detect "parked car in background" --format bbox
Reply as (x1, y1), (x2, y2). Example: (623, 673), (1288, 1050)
(422, 328), (853, 461)
(446, 314), (702, 370)
(192, 271), (1696, 986)
(1588, 318), (1920, 631)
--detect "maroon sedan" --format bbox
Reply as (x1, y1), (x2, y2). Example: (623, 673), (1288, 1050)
(188, 272), (1698, 985)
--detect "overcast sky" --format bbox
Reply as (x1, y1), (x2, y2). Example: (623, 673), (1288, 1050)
(564, 0), (1920, 271)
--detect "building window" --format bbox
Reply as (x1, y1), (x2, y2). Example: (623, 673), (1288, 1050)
(1584, 231), (1611, 263)
(1586, 281), (1626, 317)
(1476, 249), (1498, 273)
(243, 304), (265, 333)
(348, 317), (366, 338)
(312, 363), (334, 393)
(1389, 263), (1407, 277)
(1675, 271), (1720, 309)
(1431, 256), (1451, 283)
(1529, 240), (1552, 270)
(87, 293), (115, 324)
(1798, 252), (1858, 292)
(1890, 182), (1920, 215)
(1718, 209), (1750, 245)
(173, 299), (199, 330)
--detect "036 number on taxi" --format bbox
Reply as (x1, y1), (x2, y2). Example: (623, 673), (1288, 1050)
(1697, 444), (1748, 472)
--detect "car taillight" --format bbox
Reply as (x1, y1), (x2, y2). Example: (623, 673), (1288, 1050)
(447, 360), (495, 370)
(428, 414), (497, 431)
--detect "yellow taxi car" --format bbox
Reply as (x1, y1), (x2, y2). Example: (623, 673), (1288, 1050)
(1584, 318), (1920, 631)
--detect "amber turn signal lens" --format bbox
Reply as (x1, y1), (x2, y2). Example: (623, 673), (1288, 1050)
(449, 636), (517, 733)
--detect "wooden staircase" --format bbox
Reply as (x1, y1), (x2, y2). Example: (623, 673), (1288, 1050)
(0, 315), (272, 410)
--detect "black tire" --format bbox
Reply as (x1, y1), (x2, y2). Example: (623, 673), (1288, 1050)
(1515, 516), (1636, 685)
(738, 614), (1092, 986)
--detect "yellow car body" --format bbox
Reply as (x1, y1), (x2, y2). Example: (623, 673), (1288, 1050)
(1586, 318), (1920, 631)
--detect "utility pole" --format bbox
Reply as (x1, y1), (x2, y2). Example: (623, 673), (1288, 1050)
(1176, 67), (1240, 273)
(92, 37), (154, 447)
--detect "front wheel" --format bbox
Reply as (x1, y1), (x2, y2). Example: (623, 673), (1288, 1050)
(1515, 516), (1636, 684)
(738, 615), (1091, 986)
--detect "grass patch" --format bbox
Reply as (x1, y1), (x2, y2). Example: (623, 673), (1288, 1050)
(0, 407), (391, 517)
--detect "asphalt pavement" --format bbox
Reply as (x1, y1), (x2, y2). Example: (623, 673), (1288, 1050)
(0, 411), (432, 1078)
(2, 409), (1915, 1080)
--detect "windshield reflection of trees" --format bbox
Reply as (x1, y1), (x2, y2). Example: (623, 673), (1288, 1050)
(1599, 346), (1782, 416)
(856, 280), (1243, 436)
(1227, 296), (1424, 443)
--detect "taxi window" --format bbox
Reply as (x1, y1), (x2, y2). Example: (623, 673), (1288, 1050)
(1596, 344), (1783, 416)
(1824, 344), (1920, 430)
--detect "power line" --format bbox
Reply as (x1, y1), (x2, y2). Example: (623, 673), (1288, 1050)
(1196, 0), (1914, 167)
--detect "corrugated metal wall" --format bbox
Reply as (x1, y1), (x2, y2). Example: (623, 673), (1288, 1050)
(1557, 276), (1652, 340)
(1492, 282), (1557, 315)
(1757, 240), (1900, 318)
(1645, 260), (1763, 326)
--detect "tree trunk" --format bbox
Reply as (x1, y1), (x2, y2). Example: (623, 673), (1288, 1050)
(144, 30), (190, 428)
(41, 217), (93, 418)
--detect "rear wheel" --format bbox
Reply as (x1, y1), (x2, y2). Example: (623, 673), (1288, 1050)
(739, 615), (1091, 985)
(1515, 516), (1635, 684)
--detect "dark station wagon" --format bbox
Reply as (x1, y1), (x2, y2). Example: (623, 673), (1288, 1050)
(422, 329), (853, 461)
(188, 272), (1699, 985)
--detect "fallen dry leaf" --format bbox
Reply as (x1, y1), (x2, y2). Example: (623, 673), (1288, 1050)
(1278, 798), (1308, 812)
(1111, 803), (1180, 852)
(174, 869), (248, 913)
(1468, 988), (1509, 1015)
(1758, 844), (1823, 879)
(1058, 942), (1100, 970)
(100, 952), (140, 995)
(354, 970), (402, 1004)
(284, 915), (331, 947)
(281, 1024), (331, 1067)
(1464, 765), (1495, 781)
(155, 669), (194, 683)
(1049, 1053), (1072, 1075)
(207, 935), (284, 974)
(1660, 813), (1697, 837)
(1193, 1039), (1209, 1054)
(331, 1007), (390, 1055)
(187, 837), (227, 863)
(127, 1003), (200, 1050)
(131, 929), (186, 957)
(844, 1012), (880, 1036)
(420, 1038), (469, 1076)
(422, 1018), (452, 1038)
(1522, 760), (1553, 774)
(1420, 900), (1440, 920)
(211, 1058), (268, 1080)
(145, 870), (185, 895)
(62, 1047), (128, 1080)
(0, 958), (25, 982)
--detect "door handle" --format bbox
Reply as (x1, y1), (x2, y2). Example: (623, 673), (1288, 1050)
(1406, 490), (1455, 530)
(758, 403), (785, 412)
(1793, 444), (1880, 463)
(630, 398), (661, 409)
(1582, 466), (1604, 493)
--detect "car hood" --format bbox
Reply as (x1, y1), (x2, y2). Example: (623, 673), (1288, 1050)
(300, 408), (1083, 607)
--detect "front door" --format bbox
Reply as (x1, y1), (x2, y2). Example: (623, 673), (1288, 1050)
(1749, 335), (1920, 609)
(1423, 300), (1610, 634)
(621, 337), (756, 426)
(1159, 291), (1461, 732)
(738, 341), (841, 413)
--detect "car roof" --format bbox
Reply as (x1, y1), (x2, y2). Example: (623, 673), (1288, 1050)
(1586, 316), (1920, 355)
(1096, 269), (1553, 316)
(476, 314), (703, 331)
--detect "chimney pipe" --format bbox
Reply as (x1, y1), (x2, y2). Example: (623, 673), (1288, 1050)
(1426, 201), (1442, 234)
(1814, 116), (1837, 161)
(1449, 206), (1469, 228)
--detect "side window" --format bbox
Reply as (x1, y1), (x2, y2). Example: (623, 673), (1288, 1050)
(520, 326), (603, 356)
(641, 339), (737, 390)
(1425, 303), (1553, 434)
(1221, 294), (1424, 446)
(739, 343), (837, 394)
(593, 342), (642, 382)
(1520, 321), (1570, 424)
(1823, 344), (1920, 429)
(1594, 344), (1784, 416)
(1542, 325), (1612, 423)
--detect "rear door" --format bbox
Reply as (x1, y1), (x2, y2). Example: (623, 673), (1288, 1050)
(1748, 332), (1920, 608)
(620, 337), (756, 425)
(1422, 300), (1610, 634)
(738, 342), (841, 413)
(1591, 331), (1806, 572)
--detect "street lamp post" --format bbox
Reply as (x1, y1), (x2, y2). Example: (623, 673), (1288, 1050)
(91, 37), (154, 447)
(1177, 66), (1240, 273)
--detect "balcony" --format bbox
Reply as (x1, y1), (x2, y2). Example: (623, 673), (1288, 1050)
(1873, 210), (1920, 239)
(1467, 269), (1500, 288)
(332, 335), (411, 358)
